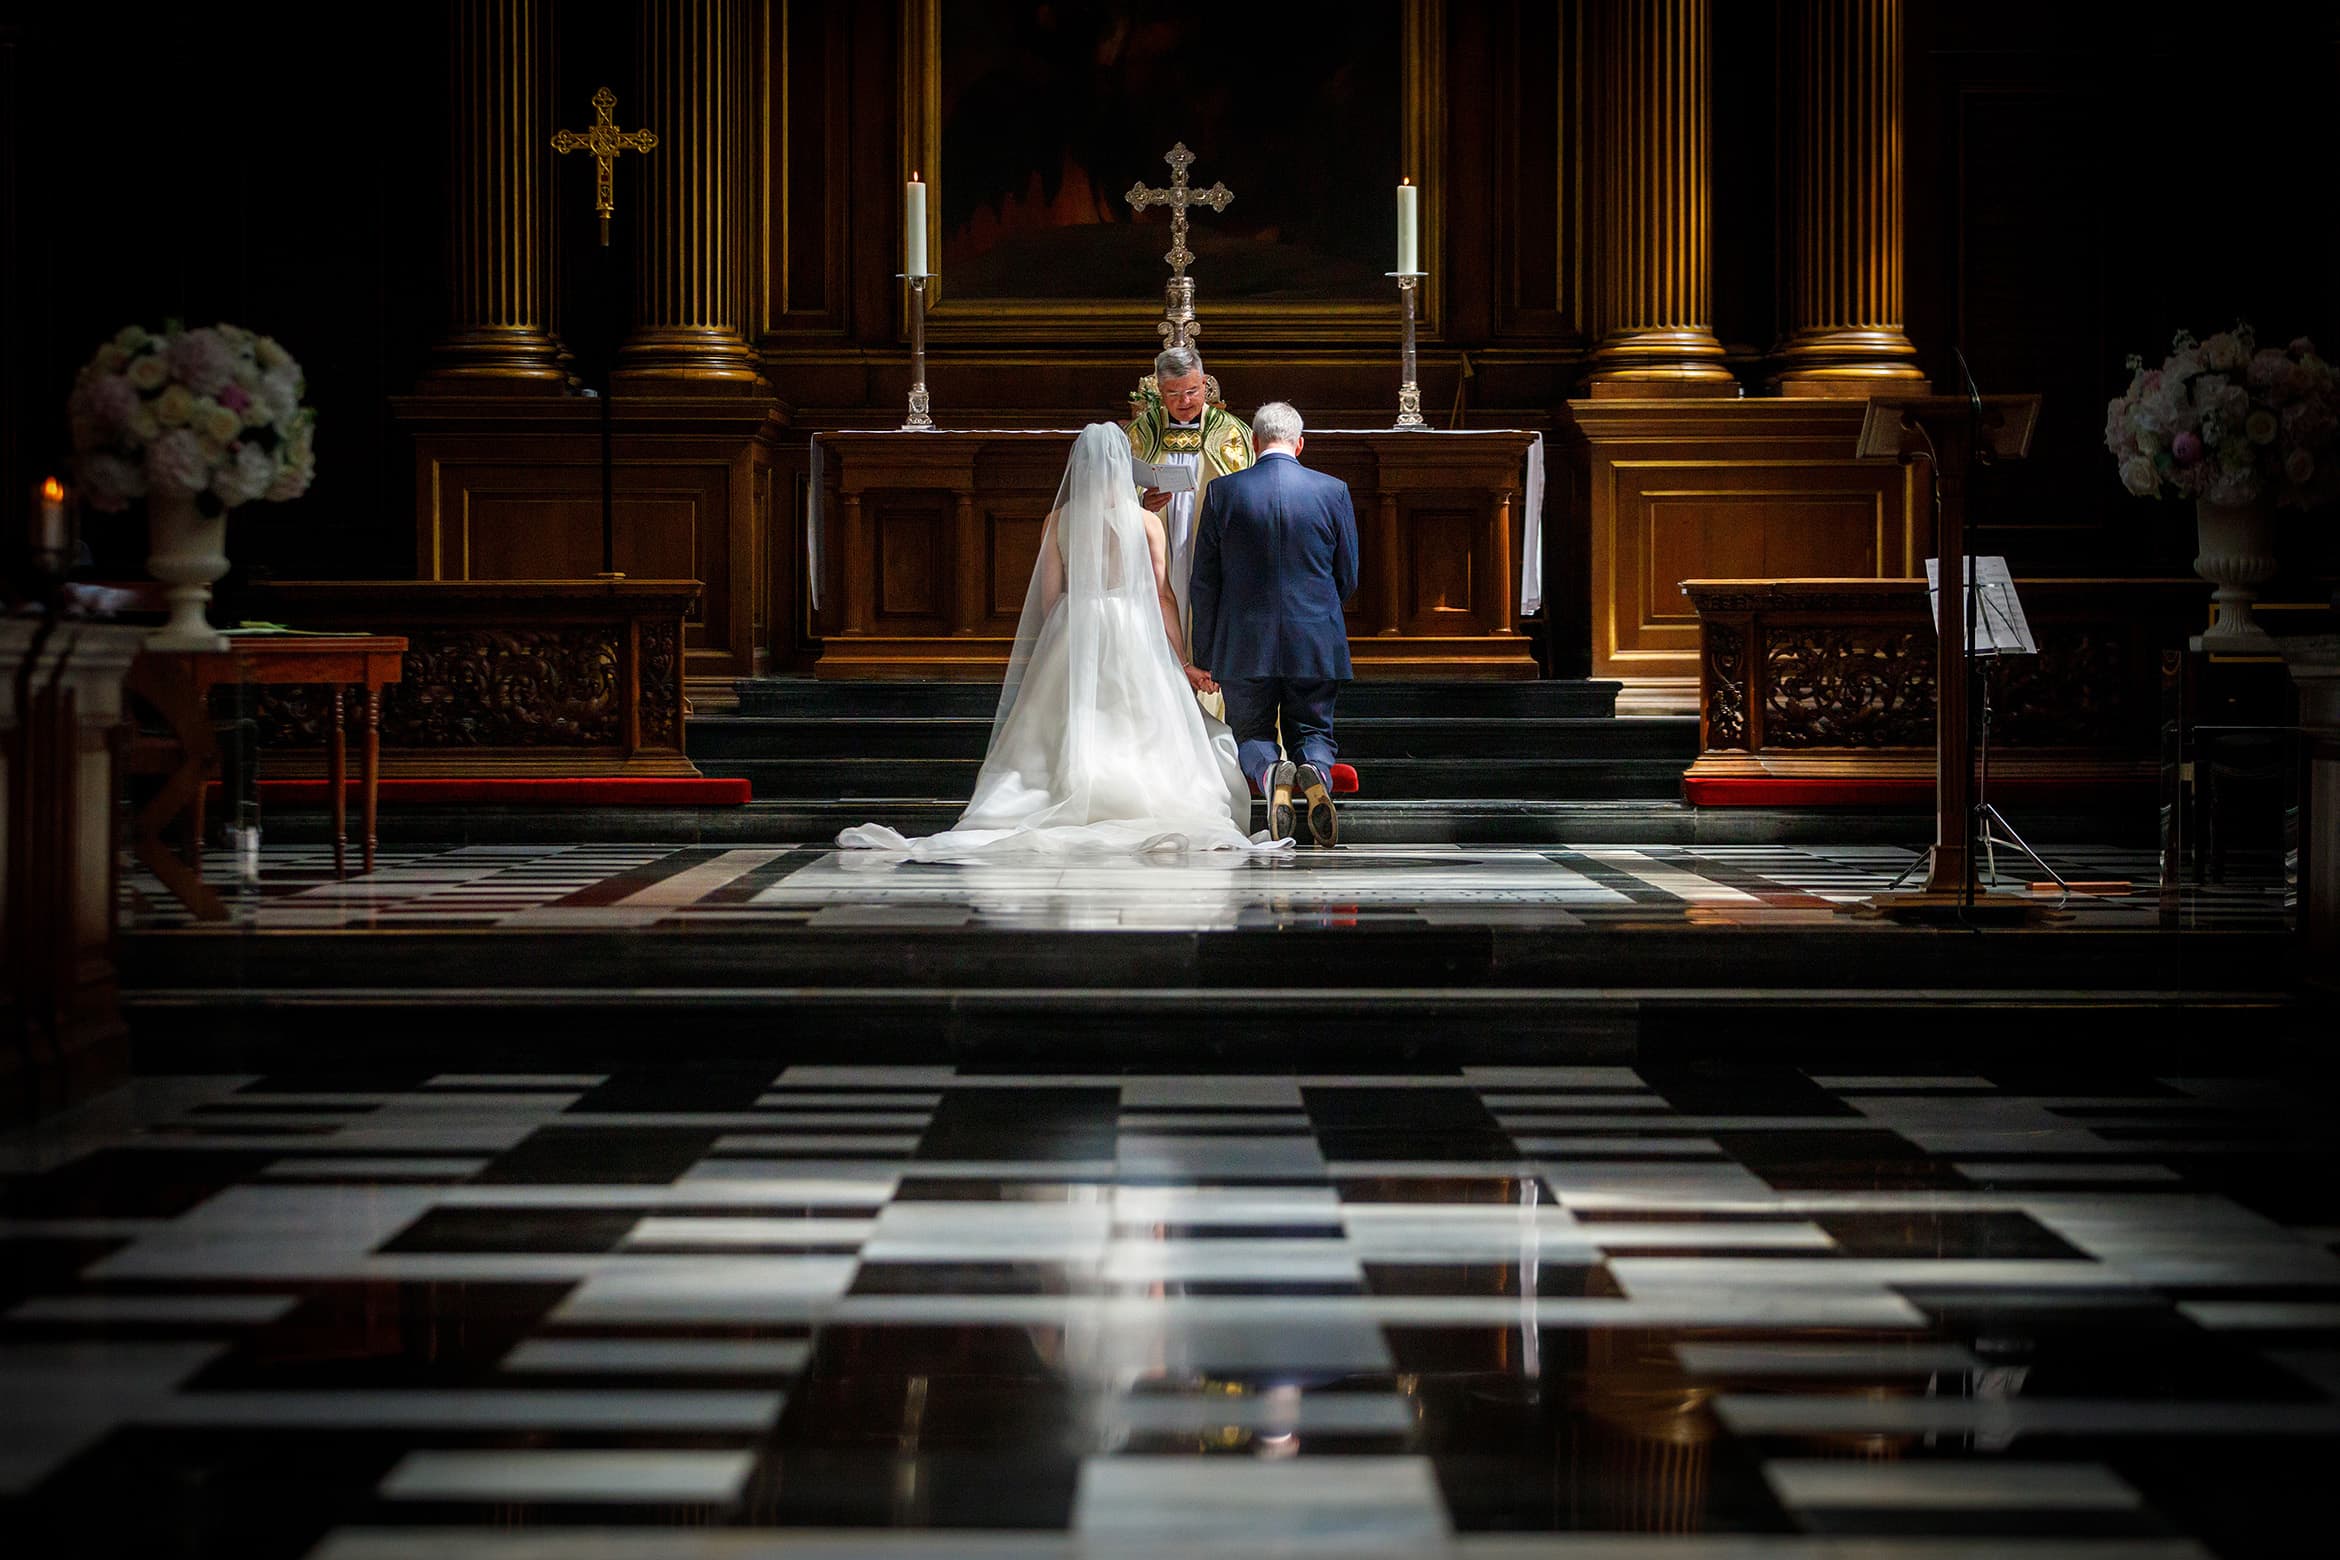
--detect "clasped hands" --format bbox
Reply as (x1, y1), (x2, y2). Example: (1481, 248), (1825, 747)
(1184, 664), (1219, 696)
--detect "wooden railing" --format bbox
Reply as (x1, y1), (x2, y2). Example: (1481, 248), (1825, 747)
(239, 580), (702, 777)
(1680, 577), (2205, 796)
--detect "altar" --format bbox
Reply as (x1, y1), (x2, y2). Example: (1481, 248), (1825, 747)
(809, 427), (1544, 681)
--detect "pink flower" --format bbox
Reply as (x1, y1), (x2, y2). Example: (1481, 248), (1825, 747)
(217, 382), (251, 413)
(146, 428), (210, 492)
(2292, 337), (2317, 357)
(2171, 431), (2203, 464)
(2286, 448), (2315, 486)
(167, 328), (235, 397)
(71, 371), (139, 436)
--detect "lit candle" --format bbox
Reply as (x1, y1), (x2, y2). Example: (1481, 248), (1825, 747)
(34, 475), (69, 561)
(1396, 178), (1419, 275)
(905, 172), (928, 277)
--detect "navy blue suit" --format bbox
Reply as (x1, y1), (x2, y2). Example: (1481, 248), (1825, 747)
(1189, 450), (1360, 792)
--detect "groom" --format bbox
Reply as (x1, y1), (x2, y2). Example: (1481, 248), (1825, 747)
(1188, 401), (1358, 847)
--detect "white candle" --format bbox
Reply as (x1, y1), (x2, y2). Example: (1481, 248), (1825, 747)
(905, 174), (927, 276)
(1396, 178), (1419, 275)
(34, 476), (68, 558)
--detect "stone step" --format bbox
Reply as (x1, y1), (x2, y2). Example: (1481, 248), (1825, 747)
(732, 677), (1623, 720)
(693, 754), (1693, 800)
(686, 714), (1699, 763)
(123, 924), (2284, 997)
(120, 987), (2297, 1072)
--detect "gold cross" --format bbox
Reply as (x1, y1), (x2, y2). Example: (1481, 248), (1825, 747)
(552, 87), (657, 246)
(1125, 142), (1232, 278)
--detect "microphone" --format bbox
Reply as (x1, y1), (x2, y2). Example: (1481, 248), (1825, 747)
(1954, 347), (1983, 414)
(1954, 347), (1990, 465)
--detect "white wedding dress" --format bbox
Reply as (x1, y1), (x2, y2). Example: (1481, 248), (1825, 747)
(838, 423), (1276, 859)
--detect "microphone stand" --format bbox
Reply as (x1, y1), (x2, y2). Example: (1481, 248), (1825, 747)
(594, 218), (623, 580)
(1959, 348), (1984, 907)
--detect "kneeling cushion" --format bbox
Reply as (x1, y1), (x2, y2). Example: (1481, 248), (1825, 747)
(1248, 763), (1359, 798)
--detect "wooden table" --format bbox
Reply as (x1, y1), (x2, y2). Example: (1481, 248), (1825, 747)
(131, 637), (408, 909)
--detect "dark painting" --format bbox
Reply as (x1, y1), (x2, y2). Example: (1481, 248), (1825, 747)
(939, 1), (1403, 302)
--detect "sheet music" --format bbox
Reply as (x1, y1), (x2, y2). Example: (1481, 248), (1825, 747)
(1923, 556), (2036, 656)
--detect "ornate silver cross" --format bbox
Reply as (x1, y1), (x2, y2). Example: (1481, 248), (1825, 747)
(1126, 142), (1232, 279)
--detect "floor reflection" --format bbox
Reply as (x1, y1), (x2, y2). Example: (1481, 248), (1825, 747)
(3, 1062), (2332, 1556)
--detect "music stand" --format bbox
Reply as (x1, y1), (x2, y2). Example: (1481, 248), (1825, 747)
(1886, 558), (2069, 901)
(1853, 392), (2041, 915)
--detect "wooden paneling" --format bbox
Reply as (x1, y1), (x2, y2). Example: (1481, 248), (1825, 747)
(873, 498), (947, 622)
(987, 512), (1045, 621)
(813, 428), (1541, 680)
(1409, 509), (1479, 621)
(1567, 398), (1923, 703)
(757, 0), (849, 336)
(391, 396), (783, 685)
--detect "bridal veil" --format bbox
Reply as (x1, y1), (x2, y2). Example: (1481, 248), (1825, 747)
(838, 423), (1268, 858)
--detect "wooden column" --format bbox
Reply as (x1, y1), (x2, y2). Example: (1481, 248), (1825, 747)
(1582, 0), (1734, 395)
(1490, 489), (1516, 637)
(422, 0), (568, 391)
(617, 0), (764, 391)
(1773, 0), (1925, 395)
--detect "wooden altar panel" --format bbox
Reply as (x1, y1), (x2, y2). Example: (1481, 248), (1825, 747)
(815, 428), (1540, 680)
(391, 397), (784, 686)
(1565, 398), (1924, 710)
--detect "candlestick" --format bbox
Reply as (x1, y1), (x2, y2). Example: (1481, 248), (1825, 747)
(905, 174), (927, 277)
(901, 275), (933, 430)
(1396, 178), (1419, 276)
(1387, 272), (1426, 429)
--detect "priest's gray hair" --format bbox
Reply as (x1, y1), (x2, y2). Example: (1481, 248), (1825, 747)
(1252, 401), (1304, 448)
(1154, 345), (1203, 382)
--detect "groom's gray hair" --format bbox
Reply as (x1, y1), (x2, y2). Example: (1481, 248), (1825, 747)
(1153, 345), (1202, 382)
(1252, 401), (1304, 447)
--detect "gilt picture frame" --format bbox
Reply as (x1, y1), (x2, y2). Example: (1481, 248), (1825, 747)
(900, 0), (1444, 344)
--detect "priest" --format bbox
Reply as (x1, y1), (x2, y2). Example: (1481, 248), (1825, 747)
(1126, 345), (1253, 693)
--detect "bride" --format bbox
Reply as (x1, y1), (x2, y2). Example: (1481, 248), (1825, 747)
(838, 423), (1278, 858)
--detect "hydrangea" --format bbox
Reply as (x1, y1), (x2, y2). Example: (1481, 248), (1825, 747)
(2105, 322), (2340, 510)
(67, 321), (315, 514)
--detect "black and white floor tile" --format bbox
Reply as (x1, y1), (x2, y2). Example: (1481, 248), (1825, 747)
(4, 1062), (2335, 1556)
(122, 842), (2283, 934)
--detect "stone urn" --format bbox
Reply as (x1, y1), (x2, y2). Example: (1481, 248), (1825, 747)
(2192, 497), (2278, 652)
(145, 483), (229, 652)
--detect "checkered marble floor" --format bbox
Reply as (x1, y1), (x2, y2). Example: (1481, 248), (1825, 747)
(4, 1063), (2336, 1556)
(123, 842), (2285, 933)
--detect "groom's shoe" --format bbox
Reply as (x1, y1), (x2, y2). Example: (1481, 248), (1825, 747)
(1267, 761), (1299, 841)
(1295, 763), (1340, 849)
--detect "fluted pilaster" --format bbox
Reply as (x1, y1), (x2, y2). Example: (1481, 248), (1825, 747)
(616, 0), (762, 390)
(1774, 0), (1923, 393)
(1583, 0), (1733, 393)
(424, 0), (567, 391)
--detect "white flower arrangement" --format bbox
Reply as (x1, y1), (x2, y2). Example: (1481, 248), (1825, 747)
(2104, 323), (2340, 510)
(68, 321), (316, 515)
